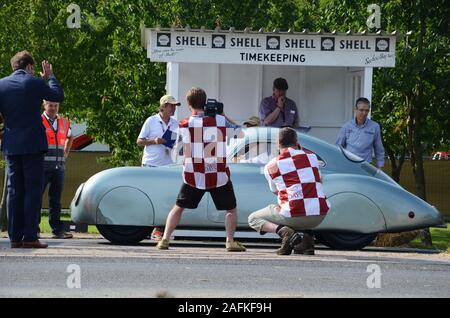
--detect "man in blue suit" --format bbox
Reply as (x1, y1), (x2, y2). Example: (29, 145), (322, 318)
(0, 51), (64, 248)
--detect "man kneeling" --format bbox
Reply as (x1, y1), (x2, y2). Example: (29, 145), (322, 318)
(248, 128), (330, 255)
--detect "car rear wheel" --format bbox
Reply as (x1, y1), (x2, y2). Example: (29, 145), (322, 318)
(315, 232), (378, 250)
(96, 225), (152, 244)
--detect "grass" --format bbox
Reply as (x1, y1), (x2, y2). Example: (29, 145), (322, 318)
(408, 221), (450, 252)
(39, 212), (99, 234)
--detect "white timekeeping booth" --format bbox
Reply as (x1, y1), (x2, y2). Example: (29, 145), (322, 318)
(140, 27), (397, 240)
(141, 27), (397, 144)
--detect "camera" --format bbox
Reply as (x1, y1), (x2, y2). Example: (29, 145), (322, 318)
(204, 98), (224, 117)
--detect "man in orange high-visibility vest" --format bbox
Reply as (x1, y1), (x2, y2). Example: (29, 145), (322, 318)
(41, 100), (74, 238)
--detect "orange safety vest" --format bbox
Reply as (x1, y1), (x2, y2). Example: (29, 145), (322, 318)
(41, 115), (70, 169)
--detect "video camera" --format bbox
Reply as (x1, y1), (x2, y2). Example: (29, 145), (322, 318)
(204, 99), (224, 117)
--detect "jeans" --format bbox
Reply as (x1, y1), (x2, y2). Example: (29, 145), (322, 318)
(40, 168), (65, 235)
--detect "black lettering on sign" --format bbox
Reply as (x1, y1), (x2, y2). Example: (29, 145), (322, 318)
(285, 38), (316, 49)
(239, 52), (306, 63)
(231, 37), (261, 48)
(176, 36), (207, 46)
(339, 39), (372, 50)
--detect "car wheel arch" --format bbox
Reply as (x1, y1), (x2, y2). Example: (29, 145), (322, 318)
(315, 191), (387, 233)
(95, 186), (155, 226)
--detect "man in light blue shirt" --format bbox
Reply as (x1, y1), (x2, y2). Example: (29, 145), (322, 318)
(336, 97), (385, 168)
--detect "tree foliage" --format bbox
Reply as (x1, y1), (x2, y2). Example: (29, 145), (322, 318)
(0, 0), (448, 172)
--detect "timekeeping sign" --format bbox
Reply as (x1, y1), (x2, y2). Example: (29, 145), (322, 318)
(148, 30), (396, 67)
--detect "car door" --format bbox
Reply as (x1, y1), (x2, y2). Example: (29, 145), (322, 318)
(206, 133), (277, 226)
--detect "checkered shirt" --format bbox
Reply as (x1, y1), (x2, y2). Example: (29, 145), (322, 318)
(265, 147), (330, 217)
(179, 114), (230, 190)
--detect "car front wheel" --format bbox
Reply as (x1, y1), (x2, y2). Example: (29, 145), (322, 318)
(315, 232), (378, 250)
(96, 225), (152, 244)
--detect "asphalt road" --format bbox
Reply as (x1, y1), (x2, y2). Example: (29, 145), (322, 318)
(0, 238), (449, 298)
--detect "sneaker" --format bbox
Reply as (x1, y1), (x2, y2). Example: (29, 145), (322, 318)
(276, 226), (302, 255)
(151, 227), (163, 241)
(226, 240), (246, 252)
(52, 232), (74, 239)
(293, 233), (315, 255)
(156, 239), (169, 250)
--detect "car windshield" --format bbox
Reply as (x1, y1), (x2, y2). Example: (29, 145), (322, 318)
(172, 128), (279, 165)
(230, 140), (277, 164)
(340, 146), (365, 163)
(172, 127), (324, 166)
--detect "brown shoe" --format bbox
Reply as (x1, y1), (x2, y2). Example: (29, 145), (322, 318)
(22, 240), (48, 249)
(10, 241), (23, 248)
(293, 233), (315, 255)
(276, 226), (302, 255)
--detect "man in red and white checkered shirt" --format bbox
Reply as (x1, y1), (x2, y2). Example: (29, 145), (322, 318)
(248, 127), (330, 255)
(156, 87), (246, 252)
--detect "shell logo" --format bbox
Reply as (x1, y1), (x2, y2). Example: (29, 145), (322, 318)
(157, 34), (170, 46)
(376, 39), (389, 51)
(213, 36), (225, 47)
(322, 39), (334, 50)
(267, 37), (279, 49)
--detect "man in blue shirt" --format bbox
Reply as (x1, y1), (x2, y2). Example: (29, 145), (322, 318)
(259, 78), (299, 128)
(0, 51), (64, 248)
(336, 97), (385, 168)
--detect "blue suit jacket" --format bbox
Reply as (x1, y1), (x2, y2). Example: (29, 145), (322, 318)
(0, 69), (64, 155)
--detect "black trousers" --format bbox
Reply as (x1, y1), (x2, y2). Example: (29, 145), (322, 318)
(40, 168), (65, 235)
(6, 153), (44, 242)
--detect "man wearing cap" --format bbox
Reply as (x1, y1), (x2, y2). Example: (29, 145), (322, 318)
(137, 95), (180, 167)
(137, 95), (180, 241)
(259, 78), (299, 128)
(243, 116), (261, 128)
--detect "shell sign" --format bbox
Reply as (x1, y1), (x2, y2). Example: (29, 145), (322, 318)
(144, 28), (397, 68)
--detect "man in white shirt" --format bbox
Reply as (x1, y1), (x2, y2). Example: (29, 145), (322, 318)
(137, 95), (180, 241)
(137, 95), (180, 167)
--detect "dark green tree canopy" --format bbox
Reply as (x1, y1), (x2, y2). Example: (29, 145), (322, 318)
(1, 0), (448, 169)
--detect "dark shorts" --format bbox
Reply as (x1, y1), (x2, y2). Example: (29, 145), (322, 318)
(176, 181), (237, 211)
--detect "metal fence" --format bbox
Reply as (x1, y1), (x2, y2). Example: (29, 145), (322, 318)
(381, 160), (450, 217)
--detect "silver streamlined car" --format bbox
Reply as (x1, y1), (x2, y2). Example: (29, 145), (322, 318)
(70, 127), (446, 250)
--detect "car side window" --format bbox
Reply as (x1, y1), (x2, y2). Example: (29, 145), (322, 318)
(233, 141), (278, 165)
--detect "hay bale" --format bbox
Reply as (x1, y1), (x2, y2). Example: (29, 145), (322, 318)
(373, 230), (420, 247)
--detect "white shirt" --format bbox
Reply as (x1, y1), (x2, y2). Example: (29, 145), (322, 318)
(138, 113), (179, 166)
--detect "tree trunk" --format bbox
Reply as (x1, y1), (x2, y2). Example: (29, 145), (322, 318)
(386, 145), (406, 183)
(407, 8), (433, 247)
